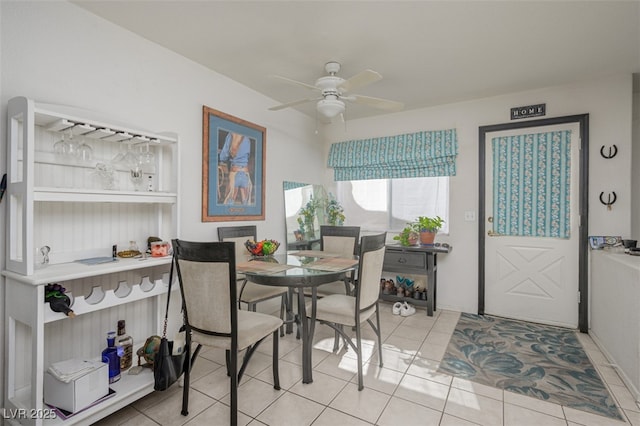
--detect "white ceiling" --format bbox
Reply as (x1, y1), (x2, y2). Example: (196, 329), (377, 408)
(74, 1), (640, 122)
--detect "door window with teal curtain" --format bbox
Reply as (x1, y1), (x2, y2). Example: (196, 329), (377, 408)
(492, 130), (571, 238)
(327, 129), (458, 181)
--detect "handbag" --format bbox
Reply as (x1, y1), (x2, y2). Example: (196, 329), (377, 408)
(154, 254), (201, 391)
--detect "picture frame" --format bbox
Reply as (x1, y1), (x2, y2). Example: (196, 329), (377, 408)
(202, 106), (265, 221)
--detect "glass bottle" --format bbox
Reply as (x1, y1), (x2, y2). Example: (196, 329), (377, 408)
(102, 331), (121, 383)
(116, 320), (133, 370)
(44, 283), (76, 318)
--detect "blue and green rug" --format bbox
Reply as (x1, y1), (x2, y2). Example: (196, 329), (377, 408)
(437, 313), (622, 420)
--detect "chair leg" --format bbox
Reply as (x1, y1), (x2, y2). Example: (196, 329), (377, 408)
(279, 293), (286, 337)
(181, 332), (192, 416)
(225, 350), (231, 377)
(272, 329), (281, 390)
(230, 348), (238, 426)
(238, 337), (267, 383)
(355, 321), (364, 391)
(375, 304), (383, 367)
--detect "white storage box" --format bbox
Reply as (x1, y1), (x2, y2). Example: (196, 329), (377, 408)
(44, 361), (109, 413)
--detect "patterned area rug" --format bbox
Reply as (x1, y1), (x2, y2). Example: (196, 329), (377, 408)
(437, 313), (622, 420)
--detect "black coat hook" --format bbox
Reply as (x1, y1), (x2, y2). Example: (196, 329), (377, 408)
(599, 191), (617, 210)
(600, 144), (618, 159)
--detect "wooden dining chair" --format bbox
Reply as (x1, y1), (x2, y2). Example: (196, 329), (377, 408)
(172, 239), (282, 426)
(307, 232), (386, 390)
(218, 225), (288, 336)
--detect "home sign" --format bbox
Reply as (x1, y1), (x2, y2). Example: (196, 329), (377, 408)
(510, 103), (546, 120)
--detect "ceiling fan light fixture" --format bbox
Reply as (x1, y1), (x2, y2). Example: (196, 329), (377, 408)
(317, 98), (345, 118)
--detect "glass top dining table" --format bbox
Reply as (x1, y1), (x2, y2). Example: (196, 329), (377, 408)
(237, 251), (358, 384)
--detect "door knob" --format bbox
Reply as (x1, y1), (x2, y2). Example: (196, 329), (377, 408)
(488, 216), (493, 223)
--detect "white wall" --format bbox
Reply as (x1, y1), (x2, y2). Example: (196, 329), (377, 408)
(323, 74), (634, 314)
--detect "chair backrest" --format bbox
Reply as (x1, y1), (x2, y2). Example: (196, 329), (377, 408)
(172, 239), (237, 336)
(320, 225), (361, 256)
(218, 225), (257, 261)
(356, 233), (387, 311)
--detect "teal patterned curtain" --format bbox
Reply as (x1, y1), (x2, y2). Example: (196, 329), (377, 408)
(283, 181), (309, 191)
(492, 130), (571, 238)
(327, 129), (458, 181)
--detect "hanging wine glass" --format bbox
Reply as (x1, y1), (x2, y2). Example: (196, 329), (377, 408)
(65, 130), (79, 159)
(123, 143), (140, 169)
(76, 137), (94, 163)
(53, 132), (69, 157)
(138, 142), (155, 173)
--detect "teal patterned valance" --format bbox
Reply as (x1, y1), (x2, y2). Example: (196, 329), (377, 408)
(492, 130), (571, 238)
(283, 181), (309, 191)
(327, 129), (458, 181)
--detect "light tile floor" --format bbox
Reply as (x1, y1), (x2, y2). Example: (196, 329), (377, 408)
(95, 304), (640, 426)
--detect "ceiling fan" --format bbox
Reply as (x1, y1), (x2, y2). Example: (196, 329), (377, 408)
(268, 61), (404, 120)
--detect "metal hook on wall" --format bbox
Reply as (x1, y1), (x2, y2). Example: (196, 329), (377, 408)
(600, 144), (618, 159)
(599, 191), (617, 210)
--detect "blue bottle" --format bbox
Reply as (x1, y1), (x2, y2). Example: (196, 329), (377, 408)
(102, 331), (121, 383)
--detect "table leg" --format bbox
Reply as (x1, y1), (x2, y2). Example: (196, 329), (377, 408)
(426, 253), (435, 316)
(298, 287), (314, 384)
(285, 287), (294, 334)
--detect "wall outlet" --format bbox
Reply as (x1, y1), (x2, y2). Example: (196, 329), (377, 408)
(464, 211), (476, 221)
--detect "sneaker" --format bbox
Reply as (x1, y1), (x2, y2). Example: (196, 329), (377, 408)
(400, 302), (416, 317)
(392, 302), (403, 315)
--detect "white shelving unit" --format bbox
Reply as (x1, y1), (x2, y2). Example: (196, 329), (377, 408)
(3, 96), (180, 425)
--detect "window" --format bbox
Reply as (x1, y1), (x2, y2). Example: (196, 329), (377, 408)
(336, 176), (449, 233)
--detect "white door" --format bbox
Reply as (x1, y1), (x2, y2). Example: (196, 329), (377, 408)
(484, 123), (580, 328)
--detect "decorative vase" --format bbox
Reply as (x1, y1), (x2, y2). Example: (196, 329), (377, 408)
(305, 221), (315, 239)
(420, 230), (436, 245)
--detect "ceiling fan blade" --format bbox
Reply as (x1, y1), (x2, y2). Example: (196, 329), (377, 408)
(338, 69), (382, 92)
(348, 94), (404, 111)
(268, 97), (320, 111)
(270, 75), (319, 91)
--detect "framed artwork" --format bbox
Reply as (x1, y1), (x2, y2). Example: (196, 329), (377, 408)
(202, 106), (265, 221)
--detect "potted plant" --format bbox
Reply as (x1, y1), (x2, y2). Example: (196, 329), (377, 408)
(414, 216), (445, 245)
(393, 226), (419, 246)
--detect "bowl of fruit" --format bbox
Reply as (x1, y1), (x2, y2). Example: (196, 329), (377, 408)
(245, 239), (280, 256)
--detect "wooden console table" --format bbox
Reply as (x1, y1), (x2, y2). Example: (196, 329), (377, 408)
(381, 243), (451, 316)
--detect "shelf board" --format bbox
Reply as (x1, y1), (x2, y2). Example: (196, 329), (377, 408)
(379, 293), (429, 307)
(5, 370), (155, 426)
(34, 187), (177, 203)
(43, 277), (175, 323)
(2, 256), (172, 285)
(32, 101), (178, 146)
(45, 369), (155, 425)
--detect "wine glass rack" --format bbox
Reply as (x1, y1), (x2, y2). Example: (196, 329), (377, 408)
(3, 96), (180, 425)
